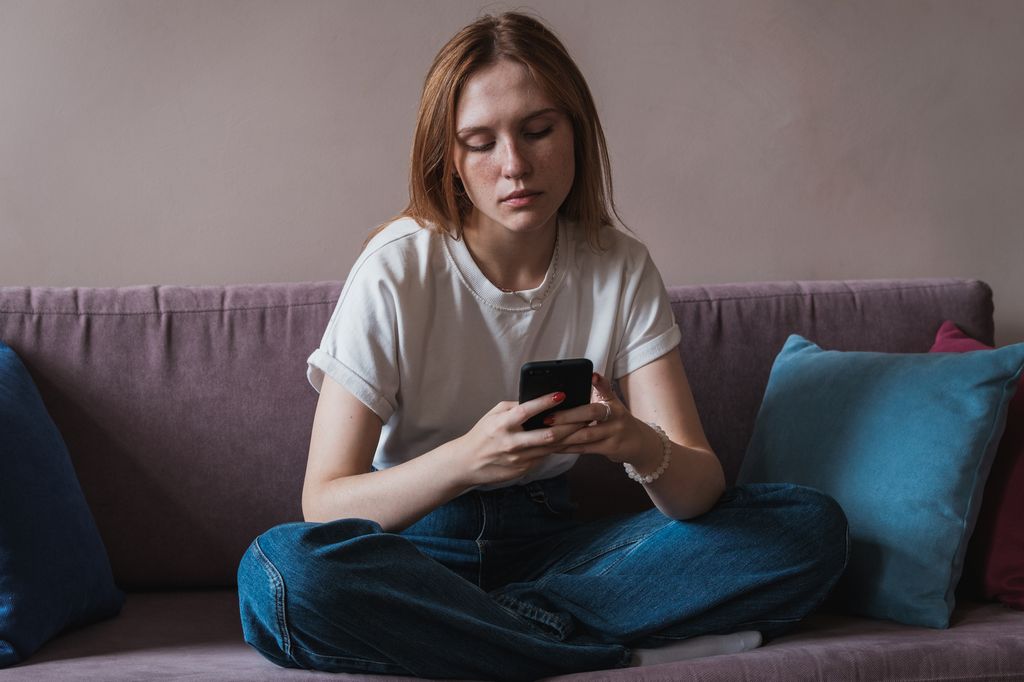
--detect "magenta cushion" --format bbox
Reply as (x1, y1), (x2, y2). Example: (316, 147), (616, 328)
(931, 321), (1024, 610)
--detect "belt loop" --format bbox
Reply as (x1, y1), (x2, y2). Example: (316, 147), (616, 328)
(526, 481), (547, 504)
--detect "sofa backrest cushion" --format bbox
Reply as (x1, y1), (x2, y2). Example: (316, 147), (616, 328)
(0, 278), (994, 588)
(570, 278), (995, 520)
(0, 284), (337, 589)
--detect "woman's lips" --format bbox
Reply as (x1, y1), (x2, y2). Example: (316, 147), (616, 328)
(501, 191), (541, 207)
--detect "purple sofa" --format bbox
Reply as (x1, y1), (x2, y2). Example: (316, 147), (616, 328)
(1, 277), (1022, 681)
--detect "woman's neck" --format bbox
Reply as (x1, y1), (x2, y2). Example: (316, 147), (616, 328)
(462, 217), (558, 293)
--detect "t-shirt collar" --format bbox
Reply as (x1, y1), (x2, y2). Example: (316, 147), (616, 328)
(443, 219), (570, 312)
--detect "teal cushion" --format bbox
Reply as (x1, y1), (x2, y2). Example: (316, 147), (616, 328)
(0, 341), (124, 666)
(738, 334), (1024, 628)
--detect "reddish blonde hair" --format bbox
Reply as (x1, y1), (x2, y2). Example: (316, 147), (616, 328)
(369, 12), (622, 247)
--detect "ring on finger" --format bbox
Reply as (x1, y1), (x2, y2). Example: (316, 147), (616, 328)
(597, 400), (612, 423)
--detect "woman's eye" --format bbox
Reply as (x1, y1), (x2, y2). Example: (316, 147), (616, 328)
(525, 126), (553, 139)
(461, 126), (551, 152)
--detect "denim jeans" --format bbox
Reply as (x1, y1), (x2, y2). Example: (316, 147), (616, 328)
(237, 476), (848, 681)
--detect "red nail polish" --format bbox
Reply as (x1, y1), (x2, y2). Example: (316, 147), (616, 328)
(543, 415), (556, 426)
(552, 392), (566, 403)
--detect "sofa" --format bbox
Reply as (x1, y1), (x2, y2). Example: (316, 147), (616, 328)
(1, 276), (1023, 681)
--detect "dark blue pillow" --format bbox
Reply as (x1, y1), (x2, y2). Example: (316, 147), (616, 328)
(0, 340), (124, 667)
(739, 335), (1024, 628)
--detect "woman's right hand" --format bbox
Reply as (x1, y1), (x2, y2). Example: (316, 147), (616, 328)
(455, 392), (587, 488)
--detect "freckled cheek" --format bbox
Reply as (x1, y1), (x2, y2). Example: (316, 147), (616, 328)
(537, 147), (575, 195)
(459, 158), (502, 202)
(456, 158), (499, 204)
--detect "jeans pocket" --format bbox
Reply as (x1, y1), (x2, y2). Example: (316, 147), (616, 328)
(528, 475), (579, 518)
(542, 494), (579, 518)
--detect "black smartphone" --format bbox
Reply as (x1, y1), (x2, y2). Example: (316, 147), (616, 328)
(518, 358), (594, 430)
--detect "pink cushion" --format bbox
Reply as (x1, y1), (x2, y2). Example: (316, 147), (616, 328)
(931, 321), (1024, 610)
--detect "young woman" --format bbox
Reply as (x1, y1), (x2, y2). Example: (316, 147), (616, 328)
(238, 12), (848, 680)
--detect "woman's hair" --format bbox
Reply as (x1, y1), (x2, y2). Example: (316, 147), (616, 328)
(371, 11), (622, 248)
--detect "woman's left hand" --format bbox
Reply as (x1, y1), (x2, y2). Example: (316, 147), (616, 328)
(551, 372), (662, 469)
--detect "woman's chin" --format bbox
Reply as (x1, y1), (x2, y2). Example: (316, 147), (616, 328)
(498, 211), (560, 235)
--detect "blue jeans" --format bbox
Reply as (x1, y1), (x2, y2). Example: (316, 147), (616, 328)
(237, 477), (848, 680)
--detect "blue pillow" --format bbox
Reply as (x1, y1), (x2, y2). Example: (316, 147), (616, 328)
(0, 341), (124, 667)
(738, 334), (1024, 628)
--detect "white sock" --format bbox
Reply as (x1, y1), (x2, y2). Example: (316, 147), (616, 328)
(629, 630), (763, 667)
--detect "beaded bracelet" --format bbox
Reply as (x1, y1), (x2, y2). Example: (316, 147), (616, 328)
(623, 422), (672, 484)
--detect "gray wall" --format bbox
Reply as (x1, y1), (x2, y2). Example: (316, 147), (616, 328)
(2, 0), (1022, 343)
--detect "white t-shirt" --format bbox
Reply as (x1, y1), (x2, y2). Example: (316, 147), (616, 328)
(307, 217), (681, 490)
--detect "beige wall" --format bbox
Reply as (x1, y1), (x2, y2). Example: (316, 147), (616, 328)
(2, 0), (1022, 343)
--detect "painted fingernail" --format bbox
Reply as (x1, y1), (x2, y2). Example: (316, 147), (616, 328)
(552, 392), (566, 403)
(543, 415), (556, 426)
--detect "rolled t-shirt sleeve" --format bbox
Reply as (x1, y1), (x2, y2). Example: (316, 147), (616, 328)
(307, 261), (400, 423)
(612, 250), (682, 379)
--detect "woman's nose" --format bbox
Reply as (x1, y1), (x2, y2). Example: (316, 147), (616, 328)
(501, 140), (531, 179)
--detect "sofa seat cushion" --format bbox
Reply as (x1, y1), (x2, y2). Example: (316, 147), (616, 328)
(554, 602), (1024, 682)
(0, 591), (332, 682)
(0, 591), (1021, 681)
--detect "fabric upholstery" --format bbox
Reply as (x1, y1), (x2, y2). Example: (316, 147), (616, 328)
(931, 320), (1024, 610)
(0, 277), (1019, 680)
(570, 278), (995, 520)
(0, 279), (996, 588)
(0, 592), (1020, 681)
(0, 284), (339, 588)
(737, 334), (1024, 627)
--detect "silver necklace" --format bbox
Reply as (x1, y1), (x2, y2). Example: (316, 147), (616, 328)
(498, 228), (559, 304)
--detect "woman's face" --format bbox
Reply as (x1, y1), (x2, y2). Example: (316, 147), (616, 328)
(451, 59), (575, 238)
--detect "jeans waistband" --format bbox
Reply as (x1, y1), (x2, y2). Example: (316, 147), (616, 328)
(401, 473), (576, 542)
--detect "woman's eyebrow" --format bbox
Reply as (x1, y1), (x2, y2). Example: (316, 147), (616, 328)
(456, 107), (559, 136)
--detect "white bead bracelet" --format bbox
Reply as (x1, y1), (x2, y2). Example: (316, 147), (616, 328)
(623, 422), (672, 484)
